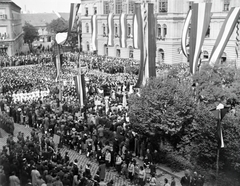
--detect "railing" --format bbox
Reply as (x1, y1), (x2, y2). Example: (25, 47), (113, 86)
(0, 14), (7, 19)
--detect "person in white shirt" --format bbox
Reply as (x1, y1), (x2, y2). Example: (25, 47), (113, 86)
(138, 166), (146, 186)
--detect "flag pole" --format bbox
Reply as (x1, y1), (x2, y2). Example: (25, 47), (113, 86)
(216, 109), (220, 186)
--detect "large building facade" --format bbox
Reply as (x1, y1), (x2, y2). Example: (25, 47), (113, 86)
(80, 0), (240, 65)
(0, 0), (23, 56)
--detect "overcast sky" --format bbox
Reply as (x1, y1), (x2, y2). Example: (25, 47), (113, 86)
(14, 0), (80, 13)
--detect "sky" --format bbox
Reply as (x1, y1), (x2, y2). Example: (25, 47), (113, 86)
(14, 0), (80, 13)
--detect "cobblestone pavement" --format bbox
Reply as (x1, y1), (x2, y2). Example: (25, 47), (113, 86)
(0, 124), (181, 186)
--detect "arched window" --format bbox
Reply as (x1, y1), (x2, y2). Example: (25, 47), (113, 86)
(103, 24), (106, 35)
(202, 51), (209, 59)
(127, 24), (131, 37)
(163, 24), (167, 38)
(86, 23), (89, 33)
(129, 46), (133, 58)
(157, 24), (161, 38)
(115, 24), (118, 36)
(86, 41), (90, 51)
(158, 48), (164, 63)
(221, 52), (227, 63)
(104, 44), (108, 55)
(116, 45), (120, 57)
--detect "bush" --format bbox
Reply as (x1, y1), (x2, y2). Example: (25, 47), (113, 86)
(159, 148), (194, 172)
(0, 113), (14, 135)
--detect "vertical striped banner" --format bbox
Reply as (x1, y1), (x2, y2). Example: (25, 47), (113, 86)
(133, 4), (142, 49)
(74, 74), (86, 107)
(181, 9), (192, 58)
(119, 13), (127, 48)
(189, 3), (212, 74)
(91, 14), (98, 51)
(135, 3), (156, 88)
(209, 7), (240, 67)
(55, 54), (61, 82)
(68, 3), (80, 37)
(107, 13), (114, 46)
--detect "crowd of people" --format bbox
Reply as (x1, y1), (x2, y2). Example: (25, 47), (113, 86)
(0, 53), (52, 67)
(0, 51), (204, 186)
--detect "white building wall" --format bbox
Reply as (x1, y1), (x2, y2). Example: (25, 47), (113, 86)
(80, 0), (240, 65)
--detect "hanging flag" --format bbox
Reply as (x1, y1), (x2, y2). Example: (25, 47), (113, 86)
(68, 3), (80, 37)
(91, 14), (98, 51)
(55, 54), (61, 82)
(189, 3), (212, 74)
(210, 105), (230, 148)
(135, 3), (156, 88)
(107, 13), (114, 46)
(74, 74), (86, 107)
(119, 13), (127, 48)
(181, 9), (192, 58)
(209, 7), (240, 67)
(133, 4), (142, 49)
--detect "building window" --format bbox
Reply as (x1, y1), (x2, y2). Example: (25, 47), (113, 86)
(115, 24), (118, 36)
(157, 24), (161, 38)
(103, 1), (110, 14)
(206, 26), (210, 38)
(158, 48), (164, 63)
(86, 42), (90, 51)
(189, 1), (193, 10)
(163, 24), (167, 38)
(103, 24), (106, 35)
(202, 51), (209, 59)
(104, 44), (108, 55)
(221, 52), (227, 63)
(223, 0), (230, 11)
(86, 23), (89, 33)
(127, 24), (131, 37)
(128, 0), (134, 14)
(85, 7), (88, 16)
(129, 46), (133, 58)
(116, 48), (121, 57)
(115, 0), (122, 14)
(158, 0), (168, 13)
(94, 7), (97, 14)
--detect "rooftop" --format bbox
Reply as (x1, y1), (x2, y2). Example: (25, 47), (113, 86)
(0, 0), (21, 10)
(21, 13), (71, 27)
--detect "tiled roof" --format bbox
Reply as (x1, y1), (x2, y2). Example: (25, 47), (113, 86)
(0, 0), (21, 9)
(21, 13), (72, 27)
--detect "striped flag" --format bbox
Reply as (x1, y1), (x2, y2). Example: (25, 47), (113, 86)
(68, 3), (80, 37)
(91, 14), (98, 51)
(133, 4), (143, 49)
(181, 9), (192, 58)
(189, 3), (212, 74)
(209, 7), (240, 67)
(135, 3), (156, 88)
(74, 74), (86, 107)
(119, 13), (127, 48)
(55, 54), (61, 82)
(107, 13), (114, 47)
(210, 105), (230, 148)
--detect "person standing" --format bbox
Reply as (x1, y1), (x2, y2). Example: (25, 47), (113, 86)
(9, 172), (20, 186)
(180, 170), (191, 186)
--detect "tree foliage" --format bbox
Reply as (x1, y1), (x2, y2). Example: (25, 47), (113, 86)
(23, 22), (39, 52)
(46, 18), (69, 33)
(129, 64), (240, 184)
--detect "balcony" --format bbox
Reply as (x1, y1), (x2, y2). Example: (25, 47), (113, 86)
(0, 14), (7, 20)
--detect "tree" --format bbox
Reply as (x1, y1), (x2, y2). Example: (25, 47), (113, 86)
(23, 22), (39, 52)
(46, 18), (69, 33)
